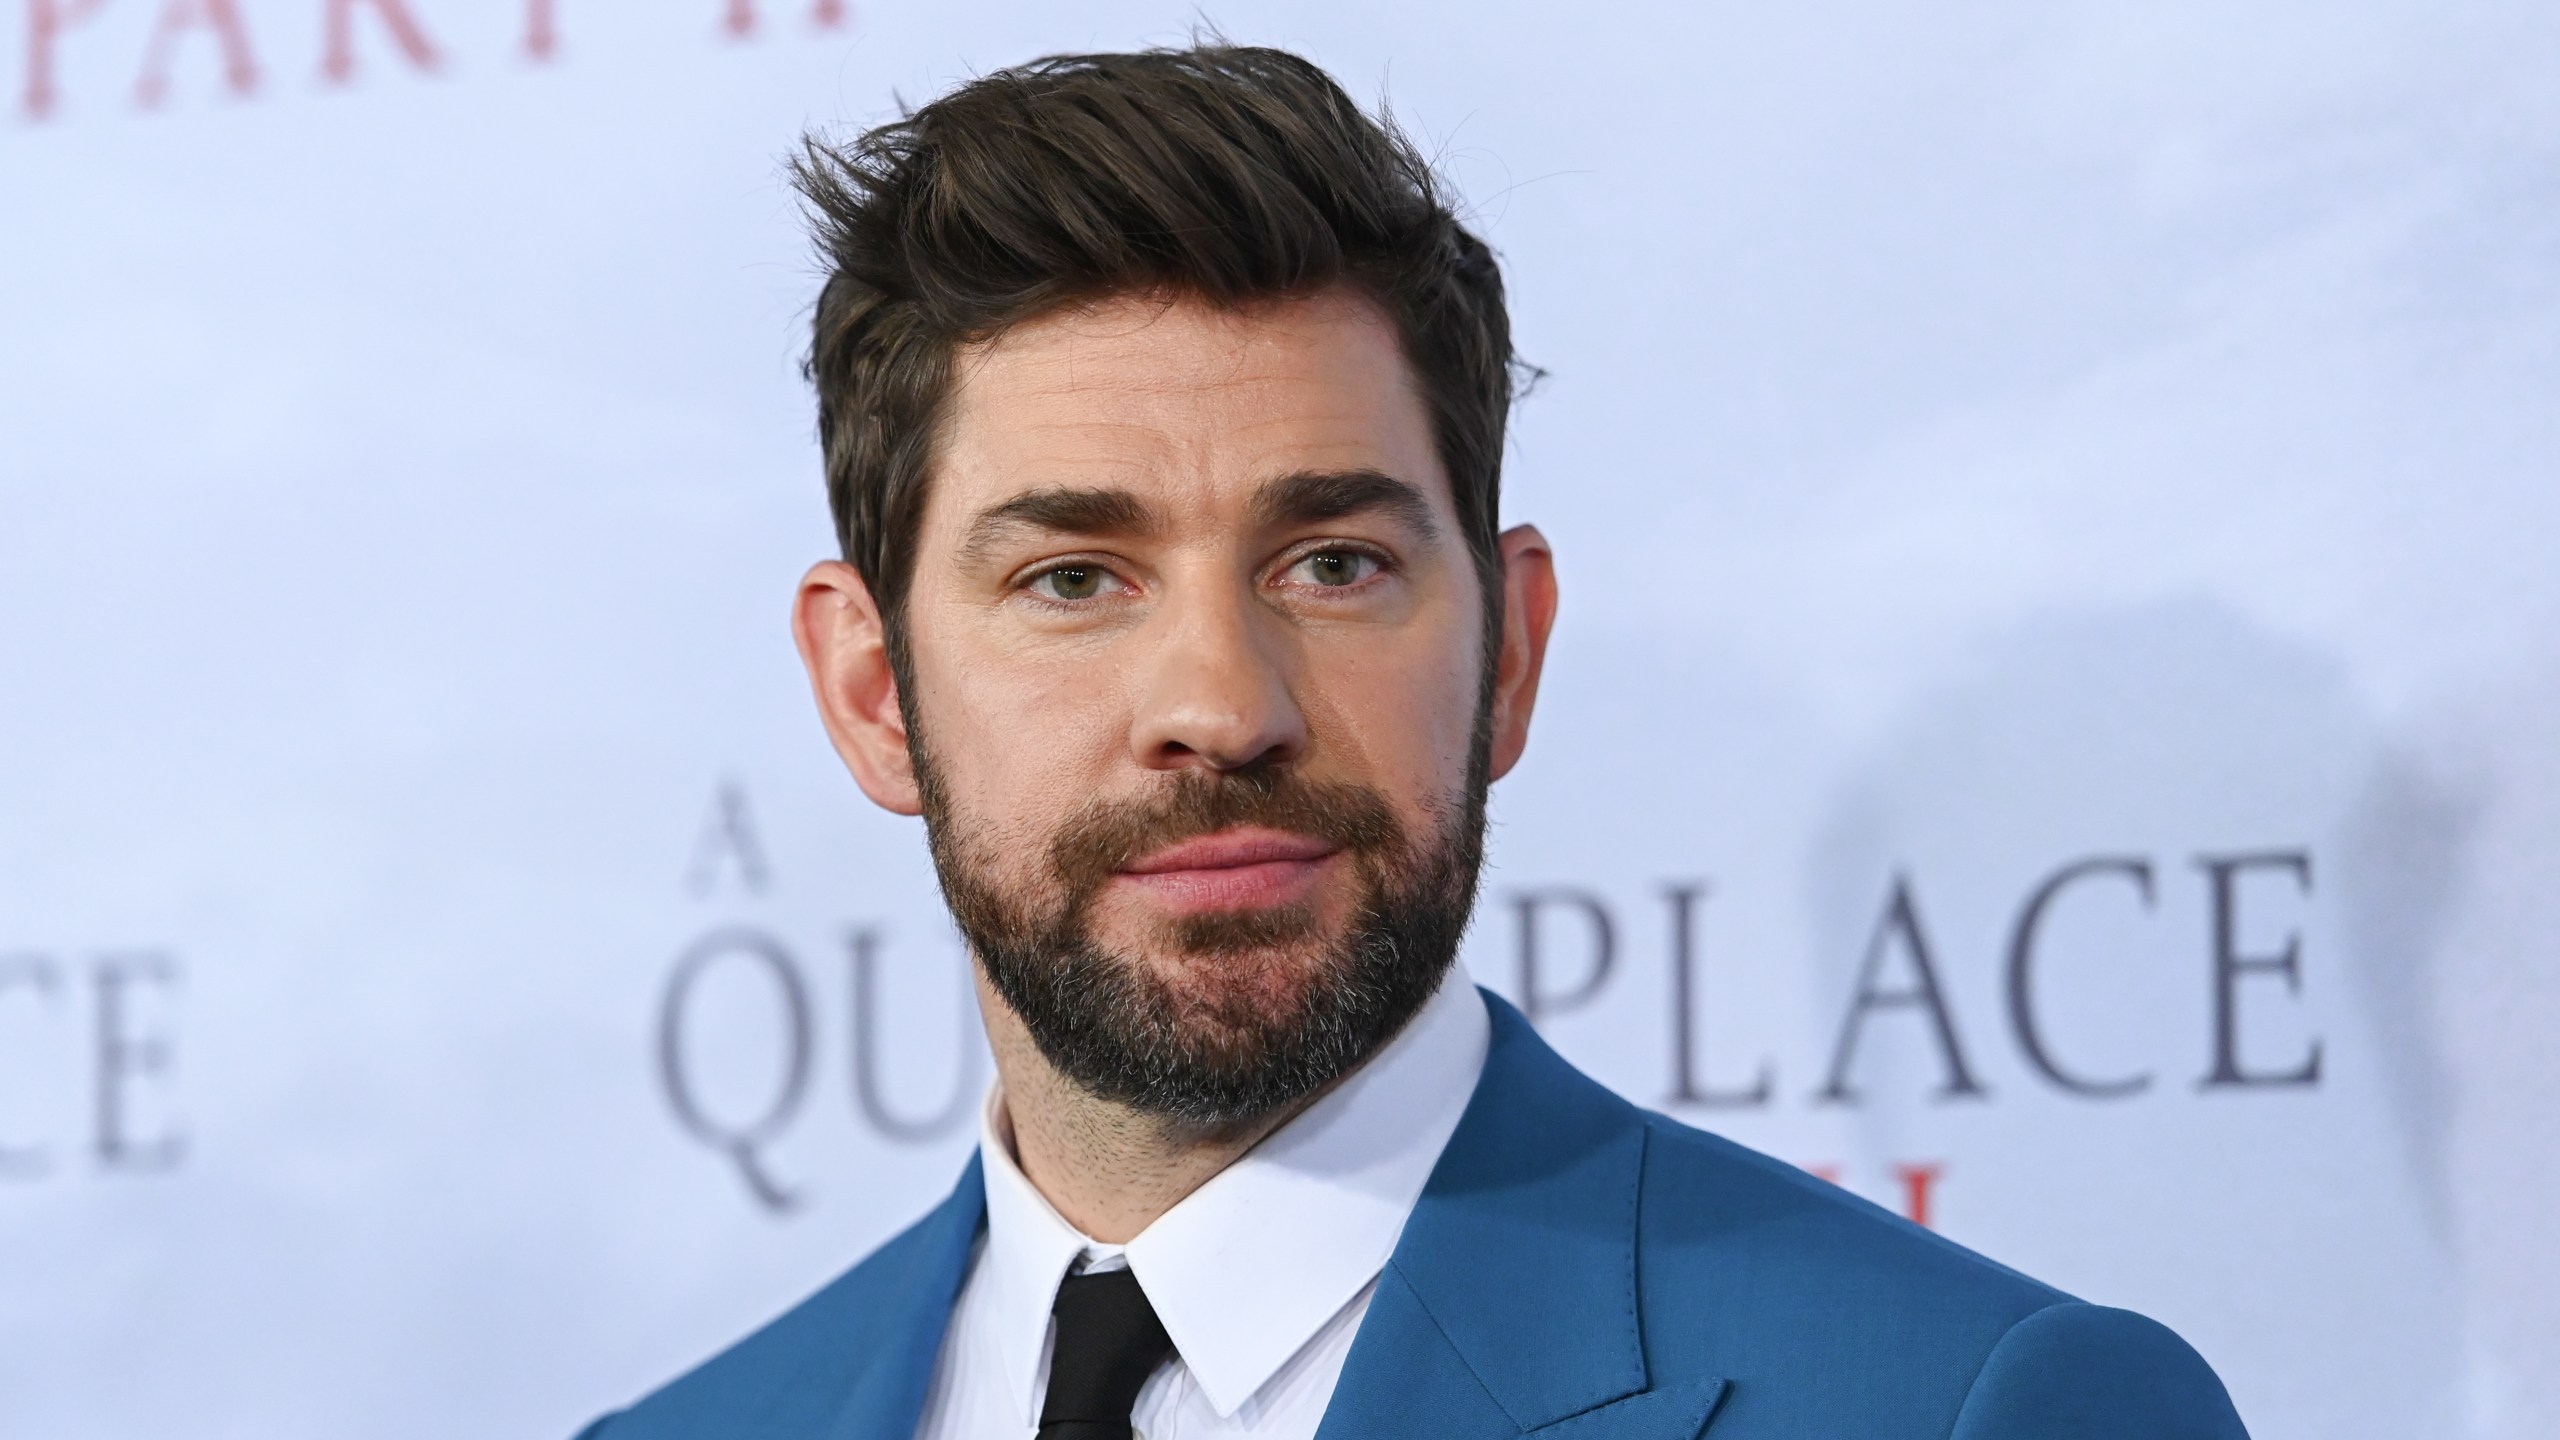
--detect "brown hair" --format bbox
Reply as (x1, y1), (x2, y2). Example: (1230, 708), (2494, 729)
(790, 43), (1522, 648)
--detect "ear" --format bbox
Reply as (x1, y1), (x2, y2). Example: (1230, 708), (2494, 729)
(793, 560), (923, 816)
(1486, 524), (1559, 782)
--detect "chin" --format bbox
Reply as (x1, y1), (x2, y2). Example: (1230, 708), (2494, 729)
(1131, 926), (1342, 1019)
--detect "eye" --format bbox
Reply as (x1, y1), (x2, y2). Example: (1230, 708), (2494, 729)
(1286, 549), (1382, 589)
(1027, 565), (1124, 601)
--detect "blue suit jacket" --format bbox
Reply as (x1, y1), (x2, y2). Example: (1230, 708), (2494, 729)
(581, 992), (2247, 1439)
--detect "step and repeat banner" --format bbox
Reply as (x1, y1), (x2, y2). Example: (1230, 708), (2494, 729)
(5, 3), (2555, 1437)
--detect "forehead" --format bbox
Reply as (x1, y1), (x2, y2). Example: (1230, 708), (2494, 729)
(927, 288), (1447, 527)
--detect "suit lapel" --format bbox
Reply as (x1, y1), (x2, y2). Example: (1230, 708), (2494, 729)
(1316, 993), (1728, 1440)
(1313, 1265), (1527, 1440)
(822, 1154), (986, 1440)
(812, 994), (1733, 1440)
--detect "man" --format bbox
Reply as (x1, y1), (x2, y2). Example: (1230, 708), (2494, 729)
(579, 44), (2248, 1440)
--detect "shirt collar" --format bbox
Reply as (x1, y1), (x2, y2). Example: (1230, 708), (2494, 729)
(973, 966), (1491, 1423)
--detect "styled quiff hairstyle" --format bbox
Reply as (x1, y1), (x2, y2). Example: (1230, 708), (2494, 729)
(790, 44), (1520, 649)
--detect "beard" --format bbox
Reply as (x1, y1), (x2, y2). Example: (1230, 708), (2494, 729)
(915, 742), (1489, 1128)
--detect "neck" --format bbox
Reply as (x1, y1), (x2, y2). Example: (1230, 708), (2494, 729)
(974, 968), (1317, 1244)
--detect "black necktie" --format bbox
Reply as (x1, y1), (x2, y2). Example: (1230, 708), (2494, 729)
(1037, 1266), (1175, 1440)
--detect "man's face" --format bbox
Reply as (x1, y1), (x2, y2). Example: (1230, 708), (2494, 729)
(830, 289), (1534, 1122)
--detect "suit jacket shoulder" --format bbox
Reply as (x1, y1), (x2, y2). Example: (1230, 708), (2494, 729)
(1316, 993), (2245, 1440)
(1540, 1020), (2244, 1439)
(1948, 1301), (2247, 1440)
(1627, 1111), (2062, 1437)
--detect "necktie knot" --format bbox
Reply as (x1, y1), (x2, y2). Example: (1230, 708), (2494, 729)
(1038, 1266), (1175, 1440)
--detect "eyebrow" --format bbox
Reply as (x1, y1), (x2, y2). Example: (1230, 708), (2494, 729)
(1252, 469), (1440, 540)
(957, 486), (1163, 567)
(953, 468), (1440, 568)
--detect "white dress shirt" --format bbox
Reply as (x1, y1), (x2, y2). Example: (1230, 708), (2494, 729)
(911, 969), (1491, 1440)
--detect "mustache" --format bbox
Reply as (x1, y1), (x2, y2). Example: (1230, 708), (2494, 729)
(1046, 767), (1406, 904)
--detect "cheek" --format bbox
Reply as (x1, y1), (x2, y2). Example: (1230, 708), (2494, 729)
(1298, 620), (1485, 808)
(911, 623), (1130, 835)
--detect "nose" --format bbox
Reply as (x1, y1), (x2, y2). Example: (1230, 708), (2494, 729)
(1127, 578), (1308, 774)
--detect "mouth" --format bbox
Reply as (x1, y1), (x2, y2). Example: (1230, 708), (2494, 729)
(1112, 826), (1343, 913)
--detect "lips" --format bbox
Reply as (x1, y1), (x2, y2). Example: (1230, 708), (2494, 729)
(1120, 828), (1340, 874)
(1113, 826), (1342, 911)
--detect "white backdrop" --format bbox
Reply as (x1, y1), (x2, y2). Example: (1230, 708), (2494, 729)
(4, 4), (2556, 1437)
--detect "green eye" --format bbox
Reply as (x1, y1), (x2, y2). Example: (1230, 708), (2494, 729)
(1295, 550), (1378, 587)
(1037, 566), (1105, 600)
